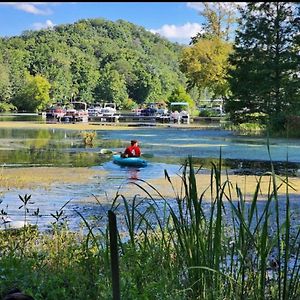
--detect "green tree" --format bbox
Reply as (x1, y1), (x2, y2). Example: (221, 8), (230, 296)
(128, 63), (155, 104)
(226, 2), (300, 127)
(95, 66), (128, 108)
(28, 37), (73, 103)
(70, 48), (100, 103)
(12, 73), (51, 112)
(1, 18), (185, 109)
(4, 47), (29, 98)
(167, 85), (196, 112)
(190, 2), (240, 43)
(0, 62), (11, 102)
(180, 37), (233, 100)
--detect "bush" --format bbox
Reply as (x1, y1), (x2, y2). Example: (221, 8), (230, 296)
(122, 98), (137, 110)
(0, 102), (17, 112)
(199, 109), (219, 117)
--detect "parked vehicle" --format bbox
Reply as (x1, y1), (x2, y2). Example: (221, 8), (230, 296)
(140, 102), (168, 117)
(132, 108), (143, 115)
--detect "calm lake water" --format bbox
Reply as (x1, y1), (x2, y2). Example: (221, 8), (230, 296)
(1, 123), (300, 231)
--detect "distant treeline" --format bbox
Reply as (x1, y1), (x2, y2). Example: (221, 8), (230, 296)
(0, 18), (190, 112)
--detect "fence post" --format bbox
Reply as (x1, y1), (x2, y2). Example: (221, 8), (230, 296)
(108, 210), (120, 300)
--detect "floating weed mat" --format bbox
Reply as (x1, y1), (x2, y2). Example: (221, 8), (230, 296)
(0, 156), (300, 299)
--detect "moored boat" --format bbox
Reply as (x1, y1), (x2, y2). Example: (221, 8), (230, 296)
(112, 154), (148, 167)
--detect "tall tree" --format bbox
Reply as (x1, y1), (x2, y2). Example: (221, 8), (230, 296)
(0, 59), (12, 104)
(181, 2), (236, 103)
(180, 37), (233, 100)
(190, 2), (241, 43)
(70, 47), (100, 103)
(226, 2), (300, 127)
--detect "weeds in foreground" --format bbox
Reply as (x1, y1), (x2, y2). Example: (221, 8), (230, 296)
(0, 156), (299, 299)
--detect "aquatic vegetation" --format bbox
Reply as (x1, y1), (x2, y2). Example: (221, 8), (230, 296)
(0, 157), (299, 299)
(81, 131), (97, 146)
(0, 167), (105, 190)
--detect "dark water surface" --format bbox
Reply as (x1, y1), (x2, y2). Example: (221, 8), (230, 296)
(1, 125), (300, 230)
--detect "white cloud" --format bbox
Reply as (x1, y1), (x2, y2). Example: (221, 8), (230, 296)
(32, 19), (55, 30)
(187, 2), (247, 14)
(149, 22), (203, 42)
(0, 2), (53, 15)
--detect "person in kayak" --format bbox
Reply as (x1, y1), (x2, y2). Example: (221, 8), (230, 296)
(122, 140), (141, 157)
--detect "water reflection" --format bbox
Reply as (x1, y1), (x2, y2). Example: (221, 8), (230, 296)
(0, 113), (45, 122)
(1, 126), (300, 170)
(128, 168), (139, 180)
(100, 128), (300, 165)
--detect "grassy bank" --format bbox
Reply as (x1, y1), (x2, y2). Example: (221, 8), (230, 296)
(1, 157), (300, 299)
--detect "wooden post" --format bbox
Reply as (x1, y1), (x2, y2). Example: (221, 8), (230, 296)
(108, 210), (120, 300)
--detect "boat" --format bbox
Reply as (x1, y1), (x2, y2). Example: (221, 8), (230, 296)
(88, 105), (102, 117)
(112, 154), (148, 167)
(169, 102), (190, 124)
(100, 103), (117, 116)
(45, 104), (66, 120)
(63, 101), (89, 122)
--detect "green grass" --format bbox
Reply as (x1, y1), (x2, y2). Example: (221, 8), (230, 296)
(0, 156), (300, 299)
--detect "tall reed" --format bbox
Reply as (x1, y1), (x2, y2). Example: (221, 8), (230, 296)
(1, 154), (300, 299)
(113, 155), (300, 299)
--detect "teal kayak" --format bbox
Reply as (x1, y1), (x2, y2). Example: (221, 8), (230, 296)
(112, 154), (148, 167)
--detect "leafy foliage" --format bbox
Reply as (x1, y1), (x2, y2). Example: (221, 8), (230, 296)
(226, 2), (300, 126)
(167, 85), (196, 111)
(95, 66), (128, 107)
(12, 73), (51, 112)
(0, 18), (187, 111)
(0, 61), (11, 103)
(180, 37), (233, 99)
(190, 2), (241, 43)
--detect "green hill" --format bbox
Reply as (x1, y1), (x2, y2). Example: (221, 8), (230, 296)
(0, 18), (187, 111)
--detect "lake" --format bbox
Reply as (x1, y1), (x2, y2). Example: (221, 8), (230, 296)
(1, 124), (300, 231)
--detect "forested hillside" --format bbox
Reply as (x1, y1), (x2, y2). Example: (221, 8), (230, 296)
(0, 18), (187, 111)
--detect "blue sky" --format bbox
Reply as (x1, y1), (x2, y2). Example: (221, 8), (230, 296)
(0, 2), (211, 44)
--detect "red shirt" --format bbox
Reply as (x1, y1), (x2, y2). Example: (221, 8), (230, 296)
(124, 145), (141, 157)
